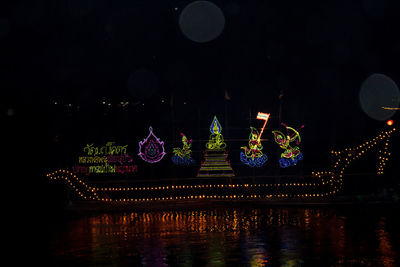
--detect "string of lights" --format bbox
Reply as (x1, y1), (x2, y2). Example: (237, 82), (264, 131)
(330, 127), (396, 176)
(323, 126), (397, 194)
(47, 169), (333, 202)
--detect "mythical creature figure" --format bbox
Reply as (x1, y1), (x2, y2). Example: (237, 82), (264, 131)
(272, 123), (304, 168)
(240, 127), (268, 167)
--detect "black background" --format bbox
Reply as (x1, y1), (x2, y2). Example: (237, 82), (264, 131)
(2, 0), (400, 208)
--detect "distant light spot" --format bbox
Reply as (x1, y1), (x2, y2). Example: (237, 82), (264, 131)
(359, 73), (399, 121)
(179, 1), (225, 43)
(381, 106), (400, 110)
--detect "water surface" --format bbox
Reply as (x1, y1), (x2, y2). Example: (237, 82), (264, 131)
(45, 206), (399, 266)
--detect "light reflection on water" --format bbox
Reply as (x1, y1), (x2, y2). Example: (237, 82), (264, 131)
(47, 207), (399, 266)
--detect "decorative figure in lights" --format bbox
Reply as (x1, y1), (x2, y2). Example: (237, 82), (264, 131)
(172, 133), (195, 165)
(272, 123), (304, 168)
(240, 113), (270, 167)
(138, 126), (166, 163)
(197, 116), (234, 177)
(205, 116), (226, 150)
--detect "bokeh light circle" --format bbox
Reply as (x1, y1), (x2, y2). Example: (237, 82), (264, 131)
(179, 1), (225, 43)
(359, 73), (399, 121)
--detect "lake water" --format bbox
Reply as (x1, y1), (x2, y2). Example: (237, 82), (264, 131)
(43, 206), (399, 266)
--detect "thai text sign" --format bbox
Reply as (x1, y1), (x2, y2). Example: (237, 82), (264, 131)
(72, 142), (138, 175)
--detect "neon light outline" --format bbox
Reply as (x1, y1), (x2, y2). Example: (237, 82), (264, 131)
(198, 116), (234, 177)
(256, 112), (270, 142)
(205, 116), (226, 150)
(272, 123), (304, 168)
(172, 133), (195, 166)
(240, 112), (270, 167)
(240, 127), (268, 167)
(138, 126), (166, 163)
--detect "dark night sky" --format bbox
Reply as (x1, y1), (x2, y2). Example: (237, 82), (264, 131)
(2, 0), (400, 178)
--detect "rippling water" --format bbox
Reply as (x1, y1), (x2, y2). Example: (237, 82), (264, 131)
(44, 206), (399, 266)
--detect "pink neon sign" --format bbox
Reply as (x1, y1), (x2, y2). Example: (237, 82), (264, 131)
(138, 126), (166, 163)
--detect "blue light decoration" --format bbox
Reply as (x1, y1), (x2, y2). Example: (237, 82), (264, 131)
(240, 112), (270, 167)
(138, 126), (166, 163)
(272, 123), (304, 168)
(210, 116), (222, 135)
(278, 152), (303, 168)
(171, 155), (195, 166)
(240, 151), (268, 167)
(172, 133), (195, 166)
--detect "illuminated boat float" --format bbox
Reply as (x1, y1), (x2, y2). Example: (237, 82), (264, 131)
(46, 114), (397, 207)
